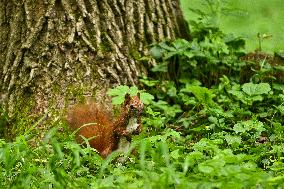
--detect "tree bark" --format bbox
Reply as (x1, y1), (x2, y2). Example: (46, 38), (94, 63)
(0, 0), (189, 113)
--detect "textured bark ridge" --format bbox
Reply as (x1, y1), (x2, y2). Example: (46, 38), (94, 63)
(0, 0), (189, 113)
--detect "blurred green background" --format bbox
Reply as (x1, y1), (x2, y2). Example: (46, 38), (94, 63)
(180, 0), (284, 53)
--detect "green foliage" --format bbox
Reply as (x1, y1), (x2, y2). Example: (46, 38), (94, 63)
(242, 82), (271, 95)
(107, 85), (154, 105)
(181, 0), (284, 52)
(138, 0), (283, 187)
(0, 127), (104, 188)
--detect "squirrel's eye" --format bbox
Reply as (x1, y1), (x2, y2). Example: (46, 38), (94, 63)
(130, 105), (134, 109)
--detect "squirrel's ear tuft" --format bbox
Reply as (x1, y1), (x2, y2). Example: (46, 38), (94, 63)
(124, 93), (131, 104)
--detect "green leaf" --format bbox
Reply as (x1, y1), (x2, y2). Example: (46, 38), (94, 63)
(167, 85), (177, 97)
(107, 86), (129, 105)
(182, 85), (216, 107)
(139, 78), (159, 87)
(276, 105), (284, 115)
(233, 123), (247, 133)
(154, 100), (182, 117)
(172, 38), (191, 49)
(164, 51), (179, 60)
(225, 134), (242, 147)
(150, 46), (164, 60)
(198, 165), (214, 174)
(107, 85), (129, 96)
(140, 93), (154, 105)
(107, 86), (144, 105)
(129, 86), (139, 96)
(151, 62), (168, 72)
(272, 83), (284, 91)
(242, 83), (271, 96)
(159, 42), (176, 51)
(208, 116), (218, 124)
(233, 120), (265, 137)
(183, 51), (195, 59)
(165, 129), (181, 139)
(170, 149), (180, 159)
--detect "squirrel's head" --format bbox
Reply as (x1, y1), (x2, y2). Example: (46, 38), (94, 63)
(123, 93), (144, 116)
(122, 93), (144, 135)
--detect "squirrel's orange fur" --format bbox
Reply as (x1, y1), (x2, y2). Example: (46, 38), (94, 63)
(67, 94), (144, 158)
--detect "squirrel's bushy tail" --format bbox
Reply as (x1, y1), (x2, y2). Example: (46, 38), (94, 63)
(67, 102), (116, 157)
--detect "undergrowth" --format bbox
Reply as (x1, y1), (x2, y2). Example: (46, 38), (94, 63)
(1, 1), (284, 188)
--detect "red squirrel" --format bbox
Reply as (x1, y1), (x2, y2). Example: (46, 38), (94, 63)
(67, 93), (144, 158)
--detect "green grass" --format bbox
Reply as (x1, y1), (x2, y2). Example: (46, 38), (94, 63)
(180, 0), (284, 53)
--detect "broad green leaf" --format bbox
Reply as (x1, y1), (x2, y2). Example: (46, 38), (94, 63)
(206, 158), (226, 168)
(164, 51), (180, 60)
(225, 134), (242, 147)
(233, 123), (247, 133)
(154, 100), (182, 117)
(167, 85), (177, 97)
(150, 46), (164, 60)
(107, 85), (129, 96)
(139, 78), (159, 87)
(182, 85), (216, 107)
(159, 42), (176, 51)
(272, 83), (284, 91)
(165, 129), (181, 139)
(107, 86), (129, 104)
(151, 62), (168, 72)
(276, 105), (284, 115)
(129, 86), (139, 96)
(107, 86), (143, 105)
(233, 120), (265, 137)
(172, 38), (191, 49)
(208, 116), (218, 124)
(198, 164), (214, 174)
(170, 149), (180, 159)
(183, 51), (195, 59)
(242, 83), (271, 96)
(140, 93), (154, 105)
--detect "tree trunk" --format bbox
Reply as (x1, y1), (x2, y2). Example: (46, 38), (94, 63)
(0, 0), (189, 113)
